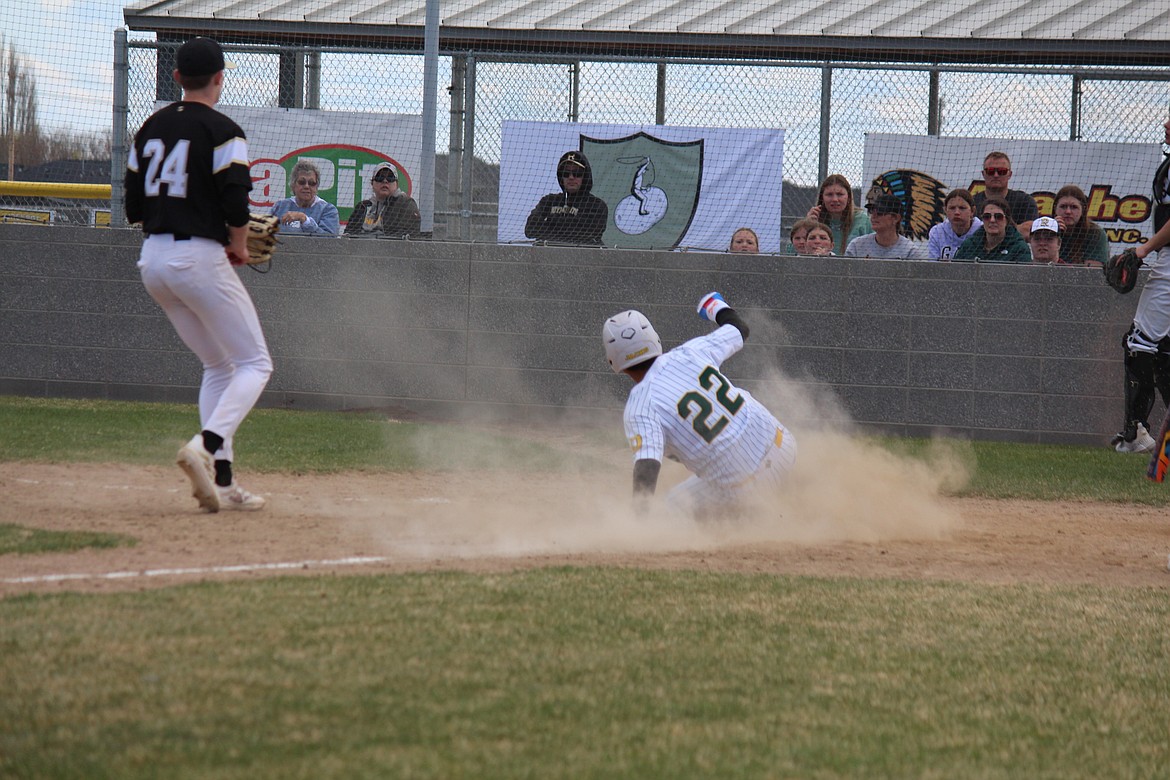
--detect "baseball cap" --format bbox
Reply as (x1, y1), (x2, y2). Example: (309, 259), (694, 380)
(1031, 216), (1060, 235)
(372, 162), (398, 181)
(176, 37), (235, 77)
(560, 152), (587, 170)
(866, 193), (904, 215)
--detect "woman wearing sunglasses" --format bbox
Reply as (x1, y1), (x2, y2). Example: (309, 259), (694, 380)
(271, 160), (339, 235)
(953, 195), (1031, 263)
(344, 162), (421, 238)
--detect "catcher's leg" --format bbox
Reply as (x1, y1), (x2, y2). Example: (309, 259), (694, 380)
(1118, 327), (1159, 448)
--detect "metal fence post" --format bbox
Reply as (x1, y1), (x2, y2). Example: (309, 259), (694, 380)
(420, 0), (440, 234)
(448, 54), (466, 241)
(928, 69), (941, 136)
(306, 50), (321, 110)
(570, 62), (580, 122)
(818, 65), (832, 184)
(110, 28), (129, 228)
(462, 56), (477, 240)
(1070, 74), (1082, 141)
(656, 61), (667, 125)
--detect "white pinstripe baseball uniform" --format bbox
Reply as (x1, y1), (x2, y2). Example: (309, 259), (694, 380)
(623, 324), (796, 511)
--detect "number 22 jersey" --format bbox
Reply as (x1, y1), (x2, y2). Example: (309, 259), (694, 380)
(623, 324), (785, 487)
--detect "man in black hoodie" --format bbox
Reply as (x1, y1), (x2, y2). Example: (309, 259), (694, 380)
(524, 150), (609, 246)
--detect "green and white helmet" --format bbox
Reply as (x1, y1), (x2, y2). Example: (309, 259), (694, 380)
(602, 310), (662, 373)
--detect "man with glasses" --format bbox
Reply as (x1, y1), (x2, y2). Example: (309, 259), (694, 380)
(845, 193), (929, 260)
(271, 160), (339, 235)
(344, 162), (421, 238)
(524, 150), (608, 246)
(973, 151), (1039, 237)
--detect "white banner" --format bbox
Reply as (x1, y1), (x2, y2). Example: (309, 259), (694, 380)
(498, 121), (785, 252)
(161, 104), (424, 225)
(863, 134), (1162, 253)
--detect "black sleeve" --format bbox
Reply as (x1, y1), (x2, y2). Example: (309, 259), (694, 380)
(586, 196), (609, 245)
(525, 195), (553, 240)
(124, 166), (143, 225)
(345, 202), (368, 234)
(633, 458), (661, 496)
(715, 307), (749, 341)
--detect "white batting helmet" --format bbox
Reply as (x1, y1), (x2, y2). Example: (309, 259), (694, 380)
(602, 310), (662, 373)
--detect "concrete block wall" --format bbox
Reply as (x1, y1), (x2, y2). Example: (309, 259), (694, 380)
(0, 223), (1143, 445)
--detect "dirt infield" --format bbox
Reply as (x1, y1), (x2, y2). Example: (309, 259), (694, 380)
(5, 460), (1168, 596)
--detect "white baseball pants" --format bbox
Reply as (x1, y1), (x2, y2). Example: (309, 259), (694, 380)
(138, 235), (272, 463)
(668, 426), (798, 516)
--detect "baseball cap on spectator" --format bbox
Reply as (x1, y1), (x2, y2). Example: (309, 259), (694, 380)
(177, 37), (235, 77)
(372, 162), (399, 181)
(1031, 216), (1060, 235)
(866, 193), (904, 215)
(560, 152), (588, 171)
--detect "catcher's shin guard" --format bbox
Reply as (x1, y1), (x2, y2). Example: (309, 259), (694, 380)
(1122, 338), (1158, 440)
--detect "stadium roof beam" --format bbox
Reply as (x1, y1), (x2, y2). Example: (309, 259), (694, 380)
(124, 0), (1170, 67)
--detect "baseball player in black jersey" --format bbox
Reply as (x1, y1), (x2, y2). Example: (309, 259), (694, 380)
(125, 37), (272, 512)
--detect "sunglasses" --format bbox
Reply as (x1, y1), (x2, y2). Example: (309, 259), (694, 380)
(983, 167), (1010, 176)
(373, 172), (397, 183)
(981, 212), (1007, 221)
(560, 170), (584, 179)
(295, 178), (318, 187)
(865, 206), (898, 214)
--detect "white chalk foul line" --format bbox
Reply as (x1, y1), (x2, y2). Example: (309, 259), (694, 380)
(3, 555), (393, 585)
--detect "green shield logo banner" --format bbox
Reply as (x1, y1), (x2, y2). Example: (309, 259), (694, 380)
(582, 133), (703, 249)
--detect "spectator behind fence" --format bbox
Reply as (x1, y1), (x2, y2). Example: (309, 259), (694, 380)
(973, 151), (1039, 237)
(807, 174), (871, 255)
(954, 195), (1031, 263)
(1029, 216), (1065, 264)
(786, 217), (820, 255)
(271, 160), (339, 236)
(345, 162), (420, 238)
(1054, 184), (1108, 267)
(524, 150), (608, 246)
(928, 188), (982, 260)
(804, 224), (835, 256)
(846, 193), (929, 260)
(729, 227), (759, 254)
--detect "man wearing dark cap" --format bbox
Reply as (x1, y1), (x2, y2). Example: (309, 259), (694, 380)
(524, 150), (609, 246)
(344, 161), (421, 237)
(845, 193), (929, 260)
(125, 36), (272, 513)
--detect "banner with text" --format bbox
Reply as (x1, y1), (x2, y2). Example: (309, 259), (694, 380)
(863, 134), (1162, 253)
(192, 105), (423, 226)
(498, 121), (785, 252)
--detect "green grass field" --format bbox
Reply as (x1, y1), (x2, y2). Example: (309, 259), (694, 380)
(2, 396), (1168, 778)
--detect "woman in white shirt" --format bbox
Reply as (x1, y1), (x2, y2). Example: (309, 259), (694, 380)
(928, 188), (982, 260)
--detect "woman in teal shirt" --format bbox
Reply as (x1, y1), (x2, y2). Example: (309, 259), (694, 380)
(806, 174), (871, 256)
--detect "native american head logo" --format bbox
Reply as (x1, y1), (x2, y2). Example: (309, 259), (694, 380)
(870, 170), (948, 241)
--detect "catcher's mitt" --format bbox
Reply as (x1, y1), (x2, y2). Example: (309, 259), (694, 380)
(1104, 248), (1142, 294)
(244, 213), (280, 267)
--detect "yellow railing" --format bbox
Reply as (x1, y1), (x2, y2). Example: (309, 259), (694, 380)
(0, 181), (112, 199)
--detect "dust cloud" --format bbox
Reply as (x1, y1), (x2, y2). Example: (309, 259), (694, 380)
(354, 369), (970, 562)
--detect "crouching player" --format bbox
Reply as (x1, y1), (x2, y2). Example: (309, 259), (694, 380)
(602, 292), (797, 515)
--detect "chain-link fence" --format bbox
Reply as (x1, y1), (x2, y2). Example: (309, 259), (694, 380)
(4, 36), (1167, 244)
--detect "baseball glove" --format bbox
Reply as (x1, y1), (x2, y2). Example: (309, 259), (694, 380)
(1104, 248), (1142, 294)
(244, 213), (280, 267)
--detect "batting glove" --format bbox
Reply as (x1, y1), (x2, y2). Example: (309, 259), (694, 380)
(697, 291), (730, 322)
